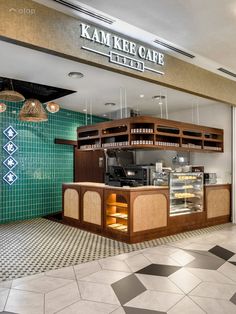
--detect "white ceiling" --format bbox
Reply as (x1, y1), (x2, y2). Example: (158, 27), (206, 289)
(35, 0), (236, 80)
(0, 40), (219, 117)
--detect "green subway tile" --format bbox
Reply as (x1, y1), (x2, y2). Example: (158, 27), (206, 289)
(0, 101), (106, 223)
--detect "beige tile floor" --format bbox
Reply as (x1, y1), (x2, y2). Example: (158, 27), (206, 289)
(1, 224), (236, 313)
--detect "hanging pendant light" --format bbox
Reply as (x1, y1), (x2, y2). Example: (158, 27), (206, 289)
(0, 79), (25, 102)
(0, 102), (7, 113)
(46, 101), (60, 113)
(19, 99), (48, 122)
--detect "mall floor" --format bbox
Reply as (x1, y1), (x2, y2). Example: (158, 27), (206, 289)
(1, 223), (236, 313)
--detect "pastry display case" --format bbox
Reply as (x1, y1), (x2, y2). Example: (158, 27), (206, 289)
(170, 172), (203, 216)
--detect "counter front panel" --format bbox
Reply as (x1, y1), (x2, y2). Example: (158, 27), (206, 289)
(62, 182), (231, 243)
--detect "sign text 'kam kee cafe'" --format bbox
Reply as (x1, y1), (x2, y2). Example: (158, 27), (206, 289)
(80, 23), (165, 75)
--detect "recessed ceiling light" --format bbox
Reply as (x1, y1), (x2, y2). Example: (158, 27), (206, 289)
(68, 72), (84, 79)
(83, 108), (87, 112)
(152, 95), (166, 100)
(104, 102), (116, 106)
(139, 94), (144, 98)
(103, 114), (107, 117)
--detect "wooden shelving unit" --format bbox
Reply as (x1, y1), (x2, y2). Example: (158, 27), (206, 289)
(105, 193), (129, 234)
(77, 116), (224, 153)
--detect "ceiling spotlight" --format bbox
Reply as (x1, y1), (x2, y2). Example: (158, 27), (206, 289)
(103, 114), (107, 117)
(68, 72), (84, 79)
(139, 94), (144, 98)
(104, 102), (116, 106)
(46, 102), (60, 113)
(83, 108), (87, 112)
(152, 95), (166, 101)
(0, 102), (7, 113)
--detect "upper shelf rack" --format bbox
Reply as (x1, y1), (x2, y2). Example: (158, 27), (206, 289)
(77, 116), (224, 153)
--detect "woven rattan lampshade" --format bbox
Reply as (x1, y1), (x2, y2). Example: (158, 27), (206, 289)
(0, 102), (7, 113)
(46, 101), (60, 113)
(19, 99), (48, 122)
(0, 90), (25, 102)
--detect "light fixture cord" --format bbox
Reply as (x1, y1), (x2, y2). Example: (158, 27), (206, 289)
(10, 79), (14, 91)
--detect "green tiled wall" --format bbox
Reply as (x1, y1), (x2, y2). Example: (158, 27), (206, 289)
(0, 101), (105, 223)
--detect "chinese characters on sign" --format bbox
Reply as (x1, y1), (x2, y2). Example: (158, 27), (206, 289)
(3, 126), (18, 140)
(3, 126), (18, 185)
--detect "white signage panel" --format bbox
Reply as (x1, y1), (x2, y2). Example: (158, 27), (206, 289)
(2, 126), (18, 186)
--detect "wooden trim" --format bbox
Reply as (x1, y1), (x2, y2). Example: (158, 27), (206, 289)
(55, 138), (77, 146)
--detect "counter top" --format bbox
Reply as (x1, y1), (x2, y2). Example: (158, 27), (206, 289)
(63, 182), (169, 191)
(63, 182), (231, 190)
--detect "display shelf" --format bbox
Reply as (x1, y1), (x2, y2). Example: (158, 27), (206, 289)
(107, 202), (128, 208)
(106, 193), (129, 234)
(107, 213), (128, 219)
(101, 134), (129, 148)
(204, 132), (223, 140)
(171, 185), (194, 190)
(203, 140), (223, 152)
(131, 140), (154, 145)
(156, 125), (180, 135)
(171, 193), (196, 199)
(102, 131), (128, 138)
(78, 137), (101, 150)
(102, 125), (128, 135)
(131, 133), (154, 145)
(77, 116), (224, 153)
(182, 130), (202, 137)
(78, 129), (99, 138)
(131, 129), (154, 134)
(79, 144), (101, 149)
(156, 133), (180, 148)
(107, 224), (128, 232)
(173, 175), (199, 181)
(169, 172), (203, 216)
(130, 122), (154, 134)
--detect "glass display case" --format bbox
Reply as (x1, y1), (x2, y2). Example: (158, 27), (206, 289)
(169, 172), (203, 216)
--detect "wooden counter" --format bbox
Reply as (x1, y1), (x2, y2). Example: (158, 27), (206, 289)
(62, 182), (231, 243)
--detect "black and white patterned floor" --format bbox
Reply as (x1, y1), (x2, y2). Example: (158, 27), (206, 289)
(0, 218), (230, 282)
(1, 222), (236, 313)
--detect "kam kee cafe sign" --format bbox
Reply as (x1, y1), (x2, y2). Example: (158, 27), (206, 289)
(80, 23), (165, 75)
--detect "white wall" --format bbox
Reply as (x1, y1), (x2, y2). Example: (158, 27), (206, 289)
(135, 102), (232, 184)
(169, 102), (232, 184)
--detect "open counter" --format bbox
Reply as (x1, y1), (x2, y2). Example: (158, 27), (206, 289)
(62, 182), (231, 243)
